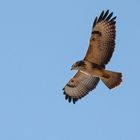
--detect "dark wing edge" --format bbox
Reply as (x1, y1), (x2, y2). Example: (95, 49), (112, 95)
(63, 71), (100, 104)
(92, 10), (116, 29)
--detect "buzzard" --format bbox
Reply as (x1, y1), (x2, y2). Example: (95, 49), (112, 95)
(63, 10), (122, 104)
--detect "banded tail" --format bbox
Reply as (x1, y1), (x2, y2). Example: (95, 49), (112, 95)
(101, 70), (122, 89)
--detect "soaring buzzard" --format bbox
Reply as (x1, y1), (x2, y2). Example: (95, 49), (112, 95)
(63, 10), (122, 104)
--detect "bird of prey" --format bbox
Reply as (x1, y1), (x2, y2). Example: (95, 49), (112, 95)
(63, 10), (122, 104)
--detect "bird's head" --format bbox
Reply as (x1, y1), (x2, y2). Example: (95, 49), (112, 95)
(71, 60), (85, 70)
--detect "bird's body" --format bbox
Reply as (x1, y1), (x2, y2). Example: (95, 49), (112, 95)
(63, 10), (122, 104)
(71, 60), (121, 88)
(72, 60), (104, 77)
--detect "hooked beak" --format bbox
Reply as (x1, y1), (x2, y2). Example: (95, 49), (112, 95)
(71, 65), (75, 70)
(71, 66), (74, 70)
(71, 65), (78, 70)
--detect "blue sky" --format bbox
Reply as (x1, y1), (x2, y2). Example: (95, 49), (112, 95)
(0, 0), (140, 140)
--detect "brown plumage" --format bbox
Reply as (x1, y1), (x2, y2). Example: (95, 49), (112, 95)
(63, 10), (122, 104)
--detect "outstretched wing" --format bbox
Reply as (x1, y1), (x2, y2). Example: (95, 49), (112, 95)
(63, 71), (100, 104)
(84, 10), (116, 66)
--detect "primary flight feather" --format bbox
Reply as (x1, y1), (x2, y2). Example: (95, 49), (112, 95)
(63, 10), (122, 104)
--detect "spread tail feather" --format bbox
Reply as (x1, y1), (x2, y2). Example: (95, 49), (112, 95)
(101, 70), (122, 89)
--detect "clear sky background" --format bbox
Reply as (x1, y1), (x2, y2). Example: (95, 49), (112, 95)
(0, 0), (140, 140)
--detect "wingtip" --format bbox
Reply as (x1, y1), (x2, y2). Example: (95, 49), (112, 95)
(65, 94), (69, 100)
(68, 97), (71, 102)
(63, 92), (79, 104)
(72, 98), (78, 104)
(105, 12), (113, 21)
(93, 10), (116, 28)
